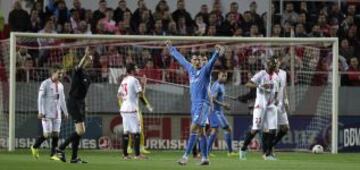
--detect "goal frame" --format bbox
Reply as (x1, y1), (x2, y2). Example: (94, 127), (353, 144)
(8, 32), (339, 153)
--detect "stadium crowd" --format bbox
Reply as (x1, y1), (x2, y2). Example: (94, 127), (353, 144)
(0, 0), (359, 86)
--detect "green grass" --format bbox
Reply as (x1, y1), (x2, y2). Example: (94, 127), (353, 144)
(0, 150), (359, 170)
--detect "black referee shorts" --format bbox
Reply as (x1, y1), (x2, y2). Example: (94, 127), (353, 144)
(67, 97), (86, 123)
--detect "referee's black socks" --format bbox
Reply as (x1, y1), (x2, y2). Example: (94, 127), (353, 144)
(33, 135), (46, 148)
(122, 134), (129, 156)
(59, 132), (81, 151)
(134, 133), (141, 156)
(51, 136), (59, 156)
(71, 133), (81, 160)
(241, 131), (256, 151)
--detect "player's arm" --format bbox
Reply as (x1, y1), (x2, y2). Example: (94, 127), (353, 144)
(165, 40), (192, 71)
(37, 82), (46, 119)
(139, 92), (153, 112)
(245, 81), (258, 89)
(77, 46), (92, 69)
(117, 86), (123, 108)
(211, 84), (230, 110)
(283, 86), (290, 112)
(59, 84), (69, 120)
(205, 45), (225, 71)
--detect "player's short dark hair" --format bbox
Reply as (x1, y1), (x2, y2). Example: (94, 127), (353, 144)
(126, 63), (136, 74)
(50, 64), (63, 73)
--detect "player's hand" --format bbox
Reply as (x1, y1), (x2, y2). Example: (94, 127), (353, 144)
(215, 44), (225, 56)
(37, 113), (44, 119)
(223, 103), (231, 110)
(260, 83), (273, 89)
(64, 114), (69, 120)
(85, 46), (93, 60)
(165, 40), (172, 48)
(146, 105), (154, 112)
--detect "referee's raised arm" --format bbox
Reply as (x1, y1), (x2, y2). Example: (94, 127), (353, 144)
(77, 46), (93, 69)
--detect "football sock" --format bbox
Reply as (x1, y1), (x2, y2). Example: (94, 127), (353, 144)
(71, 134), (81, 160)
(51, 136), (59, 156)
(241, 131), (256, 151)
(59, 132), (79, 150)
(207, 132), (217, 153)
(33, 135), (46, 149)
(200, 134), (208, 160)
(224, 131), (233, 153)
(122, 134), (129, 156)
(134, 133), (141, 156)
(273, 130), (287, 146)
(184, 132), (198, 158)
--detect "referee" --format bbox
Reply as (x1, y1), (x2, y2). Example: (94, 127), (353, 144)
(55, 47), (92, 163)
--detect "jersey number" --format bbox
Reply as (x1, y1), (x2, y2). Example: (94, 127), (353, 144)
(121, 83), (128, 98)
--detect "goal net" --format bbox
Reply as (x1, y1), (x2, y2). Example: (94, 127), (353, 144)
(1, 33), (339, 153)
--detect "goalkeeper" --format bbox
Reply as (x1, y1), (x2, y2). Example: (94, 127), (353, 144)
(118, 75), (153, 154)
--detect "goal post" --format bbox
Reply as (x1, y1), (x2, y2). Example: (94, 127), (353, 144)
(7, 32), (339, 153)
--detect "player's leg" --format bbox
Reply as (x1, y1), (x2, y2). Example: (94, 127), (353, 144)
(121, 113), (131, 159)
(132, 113), (146, 159)
(57, 100), (87, 163)
(273, 109), (289, 147)
(240, 108), (263, 160)
(127, 134), (133, 154)
(31, 118), (52, 159)
(217, 112), (236, 156)
(207, 111), (219, 156)
(198, 103), (210, 165)
(138, 110), (150, 154)
(263, 106), (278, 160)
(49, 119), (61, 161)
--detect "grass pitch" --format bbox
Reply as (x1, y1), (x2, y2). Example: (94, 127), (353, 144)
(0, 150), (359, 170)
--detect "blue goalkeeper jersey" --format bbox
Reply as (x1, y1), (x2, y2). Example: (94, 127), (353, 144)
(210, 81), (225, 111)
(168, 46), (219, 105)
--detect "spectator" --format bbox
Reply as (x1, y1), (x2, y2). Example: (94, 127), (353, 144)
(153, 19), (165, 35)
(233, 27), (243, 36)
(166, 21), (178, 35)
(220, 12), (239, 36)
(249, 1), (262, 28)
(62, 48), (78, 70)
(298, 12), (312, 33)
(30, 10), (42, 32)
(0, 15), (10, 40)
(272, 24), (282, 37)
(75, 20), (91, 34)
(308, 24), (323, 37)
(140, 9), (154, 31)
(31, 1), (46, 25)
(328, 3), (344, 24)
(172, 0), (193, 28)
(70, 0), (86, 20)
(193, 15), (206, 36)
(240, 11), (253, 36)
(152, 0), (170, 23)
(99, 9), (117, 33)
(328, 25), (339, 37)
(70, 10), (81, 31)
(84, 9), (93, 23)
(16, 58), (35, 82)
(282, 21), (293, 37)
(62, 22), (73, 33)
(282, 2), (298, 25)
(208, 12), (220, 27)
(347, 57), (360, 86)
(107, 46), (124, 68)
(295, 23), (307, 37)
(132, 0), (150, 28)
(250, 24), (261, 37)
(177, 16), (192, 35)
(8, 1), (30, 32)
(317, 14), (330, 36)
(211, 1), (224, 24)
(16, 48), (32, 67)
(206, 25), (217, 36)
(261, 3), (281, 30)
(195, 4), (209, 25)
(340, 39), (355, 60)
(114, 0), (131, 23)
(137, 22), (148, 35)
(52, 0), (70, 26)
(226, 2), (242, 23)
(139, 59), (162, 81)
(92, 0), (108, 33)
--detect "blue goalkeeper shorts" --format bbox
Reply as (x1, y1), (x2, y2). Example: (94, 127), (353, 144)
(191, 102), (210, 127)
(209, 110), (230, 129)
